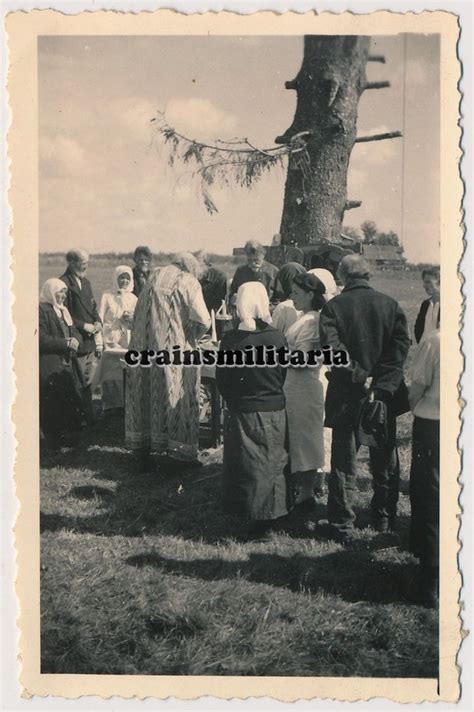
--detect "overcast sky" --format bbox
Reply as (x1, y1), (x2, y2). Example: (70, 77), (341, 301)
(39, 34), (440, 262)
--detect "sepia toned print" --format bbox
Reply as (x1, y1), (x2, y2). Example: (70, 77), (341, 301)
(8, 9), (462, 702)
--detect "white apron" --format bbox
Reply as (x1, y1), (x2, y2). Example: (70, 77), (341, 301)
(284, 311), (326, 473)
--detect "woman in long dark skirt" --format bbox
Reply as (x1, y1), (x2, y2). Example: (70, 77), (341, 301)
(39, 278), (85, 450)
(216, 282), (289, 540)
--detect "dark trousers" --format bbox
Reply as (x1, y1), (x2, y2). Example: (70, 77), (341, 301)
(409, 417), (440, 567)
(76, 351), (98, 425)
(328, 414), (399, 532)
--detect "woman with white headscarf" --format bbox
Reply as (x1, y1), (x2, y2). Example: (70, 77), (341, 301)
(216, 282), (289, 540)
(39, 278), (84, 449)
(99, 265), (137, 349)
(97, 266), (138, 411)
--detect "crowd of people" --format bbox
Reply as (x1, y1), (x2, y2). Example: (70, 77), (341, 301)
(39, 239), (441, 608)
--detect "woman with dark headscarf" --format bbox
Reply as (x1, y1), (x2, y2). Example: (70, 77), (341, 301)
(272, 262), (306, 335)
(284, 272), (327, 510)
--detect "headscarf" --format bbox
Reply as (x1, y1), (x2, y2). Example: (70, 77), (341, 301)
(308, 268), (339, 300)
(293, 272), (326, 297)
(277, 261), (306, 299)
(236, 282), (272, 331)
(39, 278), (73, 326)
(172, 252), (202, 278)
(114, 265), (134, 293)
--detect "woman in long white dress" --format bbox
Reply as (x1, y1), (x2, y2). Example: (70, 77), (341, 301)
(284, 272), (327, 509)
(97, 265), (138, 411)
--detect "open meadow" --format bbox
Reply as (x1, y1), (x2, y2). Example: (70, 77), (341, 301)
(39, 257), (437, 677)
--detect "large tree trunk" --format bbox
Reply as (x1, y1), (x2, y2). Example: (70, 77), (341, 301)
(276, 36), (370, 245)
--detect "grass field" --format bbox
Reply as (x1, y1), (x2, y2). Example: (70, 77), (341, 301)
(39, 258), (437, 678)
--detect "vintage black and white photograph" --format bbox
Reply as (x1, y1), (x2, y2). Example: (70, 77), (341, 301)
(7, 8), (463, 702)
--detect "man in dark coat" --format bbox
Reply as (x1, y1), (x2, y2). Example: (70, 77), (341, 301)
(197, 250), (227, 314)
(414, 267), (440, 343)
(319, 255), (410, 540)
(132, 245), (153, 298)
(60, 248), (102, 424)
(230, 240), (279, 303)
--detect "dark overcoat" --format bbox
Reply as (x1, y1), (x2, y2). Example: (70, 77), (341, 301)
(39, 302), (85, 437)
(60, 269), (101, 355)
(39, 303), (84, 384)
(319, 279), (410, 428)
(200, 266), (228, 313)
(132, 266), (149, 299)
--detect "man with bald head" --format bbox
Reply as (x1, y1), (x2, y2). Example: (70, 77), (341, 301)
(60, 248), (102, 424)
(319, 254), (410, 540)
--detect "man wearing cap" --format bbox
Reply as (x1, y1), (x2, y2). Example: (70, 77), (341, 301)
(319, 255), (410, 540)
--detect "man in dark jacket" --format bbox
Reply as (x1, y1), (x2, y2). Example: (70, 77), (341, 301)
(60, 248), (102, 424)
(230, 240), (279, 303)
(132, 245), (153, 298)
(414, 267), (440, 343)
(319, 255), (410, 540)
(197, 250), (227, 314)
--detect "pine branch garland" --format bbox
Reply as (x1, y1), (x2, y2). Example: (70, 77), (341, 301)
(153, 112), (303, 214)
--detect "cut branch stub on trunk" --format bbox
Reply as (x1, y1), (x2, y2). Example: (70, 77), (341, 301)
(355, 131), (402, 143)
(276, 35), (371, 246)
(363, 80), (391, 90)
(368, 54), (386, 63)
(344, 199), (362, 210)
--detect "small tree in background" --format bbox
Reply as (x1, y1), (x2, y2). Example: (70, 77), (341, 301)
(360, 219), (378, 243)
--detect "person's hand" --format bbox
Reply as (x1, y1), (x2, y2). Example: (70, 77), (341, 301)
(364, 376), (373, 392)
(95, 346), (103, 359)
(68, 337), (80, 351)
(93, 322), (103, 334)
(83, 323), (96, 335)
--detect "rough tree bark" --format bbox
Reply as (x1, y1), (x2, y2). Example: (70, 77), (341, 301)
(276, 36), (371, 245)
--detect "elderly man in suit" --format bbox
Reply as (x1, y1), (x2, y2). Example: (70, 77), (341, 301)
(319, 255), (411, 541)
(230, 240), (279, 303)
(60, 248), (102, 425)
(414, 267), (440, 343)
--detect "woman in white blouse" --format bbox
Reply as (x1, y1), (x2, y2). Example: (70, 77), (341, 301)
(97, 265), (138, 411)
(99, 265), (138, 349)
(284, 272), (327, 510)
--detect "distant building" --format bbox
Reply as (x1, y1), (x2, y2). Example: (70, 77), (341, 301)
(362, 244), (405, 269)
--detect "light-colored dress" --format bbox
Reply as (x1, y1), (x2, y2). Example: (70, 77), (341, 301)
(99, 291), (137, 349)
(96, 266), (138, 410)
(284, 311), (325, 473)
(272, 299), (302, 336)
(125, 264), (210, 461)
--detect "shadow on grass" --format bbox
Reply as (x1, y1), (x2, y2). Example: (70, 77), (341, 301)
(40, 414), (411, 545)
(124, 549), (419, 606)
